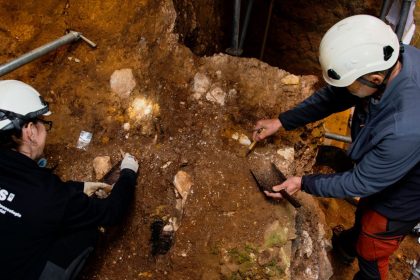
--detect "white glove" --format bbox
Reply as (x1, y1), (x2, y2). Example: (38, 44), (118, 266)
(120, 153), (139, 173)
(83, 182), (113, 198)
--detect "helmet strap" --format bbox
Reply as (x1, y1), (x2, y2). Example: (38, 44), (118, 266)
(357, 61), (397, 92)
(357, 76), (381, 89)
(377, 64), (396, 92)
(0, 110), (28, 131)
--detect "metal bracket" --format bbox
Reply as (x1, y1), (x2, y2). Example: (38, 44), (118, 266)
(0, 30), (97, 77)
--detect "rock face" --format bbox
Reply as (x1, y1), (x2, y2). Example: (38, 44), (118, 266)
(173, 0), (382, 74)
(291, 193), (334, 280)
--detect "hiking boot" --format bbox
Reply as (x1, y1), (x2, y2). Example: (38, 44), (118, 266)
(332, 225), (356, 265)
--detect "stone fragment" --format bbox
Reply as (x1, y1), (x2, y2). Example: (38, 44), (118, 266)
(304, 267), (318, 279)
(206, 87), (226, 106)
(110, 68), (136, 98)
(192, 72), (211, 99)
(92, 156), (112, 180)
(319, 246), (334, 280)
(228, 89), (237, 98)
(127, 97), (160, 135)
(280, 74), (300, 85)
(123, 122), (130, 131)
(276, 147), (295, 162)
(300, 230), (313, 258)
(238, 134), (251, 146)
(161, 161), (172, 169)
(173, 171), (193, 208)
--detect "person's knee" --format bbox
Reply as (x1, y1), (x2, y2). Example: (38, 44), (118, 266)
(46, 228), (98, 269)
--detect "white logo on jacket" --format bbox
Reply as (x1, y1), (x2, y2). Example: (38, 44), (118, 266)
(0, 188), (15, 202)
(0, 187), (21, 218)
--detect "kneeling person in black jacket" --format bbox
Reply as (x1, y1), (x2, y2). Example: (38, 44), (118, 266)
(0, 80), (139, 280)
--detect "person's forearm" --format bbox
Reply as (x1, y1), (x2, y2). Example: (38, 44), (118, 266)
(99, 169), (137, 225)
(280, 85), (357, 130)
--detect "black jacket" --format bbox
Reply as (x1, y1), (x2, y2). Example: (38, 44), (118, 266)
(0, 148), (137, 279)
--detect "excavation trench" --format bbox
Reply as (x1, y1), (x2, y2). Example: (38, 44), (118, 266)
(0, 0), (419, 279)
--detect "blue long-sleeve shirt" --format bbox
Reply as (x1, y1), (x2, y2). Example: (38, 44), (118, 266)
(279, 45), (420, 222)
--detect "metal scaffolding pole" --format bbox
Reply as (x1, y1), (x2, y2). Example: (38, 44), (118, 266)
(0, 31), (96, 77)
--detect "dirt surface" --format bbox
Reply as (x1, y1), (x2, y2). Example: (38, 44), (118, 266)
(1, 0), (419, 279)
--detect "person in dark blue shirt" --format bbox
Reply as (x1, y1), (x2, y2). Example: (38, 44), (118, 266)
(253, 15), (420, 280)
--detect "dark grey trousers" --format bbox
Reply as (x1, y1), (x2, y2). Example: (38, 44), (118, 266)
(38, 228), (98, 280)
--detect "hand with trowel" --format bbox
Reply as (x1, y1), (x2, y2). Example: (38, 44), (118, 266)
(252, 118), (302, 200)
(250, 14), (420, 279)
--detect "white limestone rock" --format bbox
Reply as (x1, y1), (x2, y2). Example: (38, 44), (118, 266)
(110, 68), (136, 98)
(206, 86), (226, 106)
(280, 74), (300, 85)
(192, 72), (211, 99)
(92, 156), (112, 180)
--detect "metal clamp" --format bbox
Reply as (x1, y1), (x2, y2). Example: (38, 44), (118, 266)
(0, 30), (97, 77)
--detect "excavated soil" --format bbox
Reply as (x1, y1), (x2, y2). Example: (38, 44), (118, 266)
(0, 1), (419, 279)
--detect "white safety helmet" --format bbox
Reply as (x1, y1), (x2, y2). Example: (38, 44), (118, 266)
(319, 14), (400, 87)
(0, 80), (51, 131)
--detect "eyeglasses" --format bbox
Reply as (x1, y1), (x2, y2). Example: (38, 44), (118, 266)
(36, 118), (53, 132)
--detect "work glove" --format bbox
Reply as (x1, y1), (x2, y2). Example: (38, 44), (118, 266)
(120, 153), (139, 173)
(83, 182), (113, 198)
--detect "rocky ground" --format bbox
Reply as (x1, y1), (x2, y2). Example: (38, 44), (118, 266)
(0, 0), (419, 279)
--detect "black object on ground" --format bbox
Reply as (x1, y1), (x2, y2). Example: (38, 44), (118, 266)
(150, 219), (174, 256)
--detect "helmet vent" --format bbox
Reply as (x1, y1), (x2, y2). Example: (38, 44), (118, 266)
(383, 46), (394, 61)
(327, 69), (341, 80)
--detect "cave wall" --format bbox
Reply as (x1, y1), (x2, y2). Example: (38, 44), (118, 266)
(173, 0), (382, 75)
(172, 0), (231, 56)
(254, 0), (381, 74)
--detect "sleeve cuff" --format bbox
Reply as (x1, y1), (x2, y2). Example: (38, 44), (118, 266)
(66, 181), (84, 192)
(301, 175), (307, 193)
(279, 112), (296, 131)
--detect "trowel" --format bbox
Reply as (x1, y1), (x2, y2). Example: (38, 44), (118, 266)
(250, 163), (301, 208)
